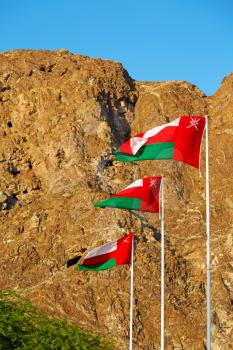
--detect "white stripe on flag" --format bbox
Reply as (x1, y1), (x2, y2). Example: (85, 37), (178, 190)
(130, 117), (180, 155)
(85, 241), (117, 259)
(124, 179), (143, 190)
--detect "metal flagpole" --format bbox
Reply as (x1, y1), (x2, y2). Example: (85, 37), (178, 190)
(129, 231), (134, 350)
(206, 116), (211, 350)
(161, 177), (165, 350)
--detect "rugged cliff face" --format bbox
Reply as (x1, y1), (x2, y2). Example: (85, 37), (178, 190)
(0, 50), (232, 350)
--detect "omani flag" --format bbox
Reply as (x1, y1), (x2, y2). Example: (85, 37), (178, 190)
(115, 116), (206, 169)
(77, 232), (133, 271)
(94, 177), (162, 213)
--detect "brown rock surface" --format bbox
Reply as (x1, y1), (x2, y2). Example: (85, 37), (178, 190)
(0, 49), (232, 349)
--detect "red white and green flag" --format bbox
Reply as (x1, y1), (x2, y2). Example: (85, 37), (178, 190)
(115, 116), (206, 169)
(77, 232), (133, 271)
(94, 176), (162, 213)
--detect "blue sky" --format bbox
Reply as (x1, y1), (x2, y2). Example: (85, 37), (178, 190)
(1, 0), (233, 95)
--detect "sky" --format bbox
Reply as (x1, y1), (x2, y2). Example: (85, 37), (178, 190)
(1, 0), (233, 96)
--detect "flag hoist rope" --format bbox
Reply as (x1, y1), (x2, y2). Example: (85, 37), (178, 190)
(206, 115), (211, 350)
(129, 231), (134, 350)
(161, 176), (165, 350)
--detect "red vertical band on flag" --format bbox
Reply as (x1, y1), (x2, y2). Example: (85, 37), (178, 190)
(116, 232), (133, 265)
(140, 177), (162, 213)
(173, 116), (206, 169)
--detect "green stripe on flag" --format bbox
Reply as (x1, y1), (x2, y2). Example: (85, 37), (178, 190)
(94, 197), (141, 211)
(115, 142), (175, 162)
(77, 258), (117, 271)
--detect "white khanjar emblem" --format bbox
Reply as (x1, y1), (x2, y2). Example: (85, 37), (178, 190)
(186, 117), (200, 131)
(123, 237), (130, 243)
(149, 177), (159, 188)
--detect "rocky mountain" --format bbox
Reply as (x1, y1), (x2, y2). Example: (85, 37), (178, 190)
(0, 49), (232, 349)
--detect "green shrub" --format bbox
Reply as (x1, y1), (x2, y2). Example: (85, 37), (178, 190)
(0, 290), (115, 350)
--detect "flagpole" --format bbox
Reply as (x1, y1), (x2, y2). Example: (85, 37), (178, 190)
(161, 177), (165, 350)
(206, 116), (211, 350)
(129, 231), (134, 350)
